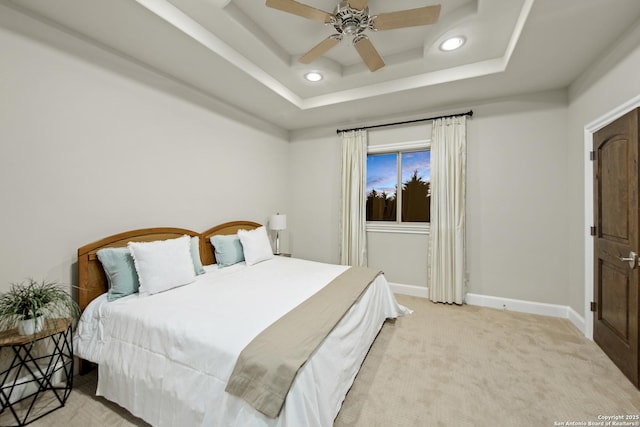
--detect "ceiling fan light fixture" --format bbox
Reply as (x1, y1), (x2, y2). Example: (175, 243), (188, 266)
(343, 20), (359, 35)
(440, 36), (466, 52)
(304, 71), (324, 82)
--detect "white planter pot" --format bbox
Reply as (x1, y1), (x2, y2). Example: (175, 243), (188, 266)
(18, 316), (44, 335)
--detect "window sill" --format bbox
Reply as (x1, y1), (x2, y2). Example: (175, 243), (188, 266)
(366, 223), (430, 235)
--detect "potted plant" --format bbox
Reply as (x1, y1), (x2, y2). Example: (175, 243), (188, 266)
(0, 279), (81, 335)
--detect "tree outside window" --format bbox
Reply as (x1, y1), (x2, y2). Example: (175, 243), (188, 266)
(366, 150), (430, 223)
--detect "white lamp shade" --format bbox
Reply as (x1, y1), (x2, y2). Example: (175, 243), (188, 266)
(270, 214), (287, 231)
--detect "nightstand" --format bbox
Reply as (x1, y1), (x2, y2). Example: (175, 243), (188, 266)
(0, 318), (73, 426)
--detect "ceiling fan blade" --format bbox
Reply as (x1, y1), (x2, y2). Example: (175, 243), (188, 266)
(265, 0), (332, 24)
(348, 0), (369, 11)
(299, 35), (341, 64)
(354, 36), (384, 72)
(373, 4), (441, 30)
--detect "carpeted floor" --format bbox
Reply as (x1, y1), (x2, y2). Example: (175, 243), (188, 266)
(335, 295), (640, 426)
(8, 295), (640, 427)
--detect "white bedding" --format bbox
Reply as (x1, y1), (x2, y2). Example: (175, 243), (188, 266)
(75, 256), (409, 427)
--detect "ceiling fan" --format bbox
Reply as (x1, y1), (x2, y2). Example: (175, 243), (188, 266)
(265, 0), (441, 72)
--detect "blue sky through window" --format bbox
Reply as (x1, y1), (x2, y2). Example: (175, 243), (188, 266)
(367, 151), (430, 197)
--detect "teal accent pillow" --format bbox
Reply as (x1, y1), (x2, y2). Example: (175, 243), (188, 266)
(210, 235), (245, 267)
(190, 237), (206, 275)
(97, 247), (140, 301)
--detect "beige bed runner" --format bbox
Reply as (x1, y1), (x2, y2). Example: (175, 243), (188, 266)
(225, 266), (382, 418)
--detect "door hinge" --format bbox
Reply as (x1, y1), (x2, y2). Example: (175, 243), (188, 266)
(590, 226), (596, 236)
(589, 151), (595, 161)
(590, 301), (597, 312)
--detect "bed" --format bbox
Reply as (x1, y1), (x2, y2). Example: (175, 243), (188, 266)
(75, 221), (409, 426)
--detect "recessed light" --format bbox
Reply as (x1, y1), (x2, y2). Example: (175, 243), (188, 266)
(440, 36), (466, 52)
(304, 71), (323, 82)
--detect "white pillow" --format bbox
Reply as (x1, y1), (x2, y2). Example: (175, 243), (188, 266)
(128, 235), (196, 295)
(237, 226), (274, 266)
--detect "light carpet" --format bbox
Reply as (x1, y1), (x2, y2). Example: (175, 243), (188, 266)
(8, 295), (640, 427)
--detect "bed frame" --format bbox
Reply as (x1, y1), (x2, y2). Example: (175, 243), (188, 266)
(76, 220), (261, 311)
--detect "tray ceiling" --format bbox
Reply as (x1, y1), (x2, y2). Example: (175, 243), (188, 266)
(5, 0), (640, 131)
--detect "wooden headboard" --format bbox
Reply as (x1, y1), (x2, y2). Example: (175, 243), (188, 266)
(76, 221), (262, 311)
(77, 227), (199, 311)
(200, 220), (261, 266)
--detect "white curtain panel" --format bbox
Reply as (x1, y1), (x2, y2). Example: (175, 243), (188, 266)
(428, 116), (467, 304)
(339, 130), (368, 267)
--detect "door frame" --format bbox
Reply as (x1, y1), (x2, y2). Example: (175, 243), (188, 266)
(584, 94), (640, 339)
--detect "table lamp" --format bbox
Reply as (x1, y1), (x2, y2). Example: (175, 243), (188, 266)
(269, 213), (287, 255)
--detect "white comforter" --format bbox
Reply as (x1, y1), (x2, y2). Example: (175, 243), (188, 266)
(75, 256), (409, 427)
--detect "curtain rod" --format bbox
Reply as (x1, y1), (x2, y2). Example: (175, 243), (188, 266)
(335, 110), (473, 134)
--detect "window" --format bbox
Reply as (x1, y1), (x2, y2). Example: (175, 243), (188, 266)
(366, 148), (431, 223)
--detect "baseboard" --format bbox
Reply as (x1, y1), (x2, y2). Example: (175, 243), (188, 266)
(388, 285), (587, 336)
(465, 293), (586, 335)
(567, 306), (586, 335)
(389, 282), (429, 299)
(465, 293), (567, 316)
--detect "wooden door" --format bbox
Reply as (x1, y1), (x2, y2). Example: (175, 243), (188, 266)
(593, 108), (640, 387)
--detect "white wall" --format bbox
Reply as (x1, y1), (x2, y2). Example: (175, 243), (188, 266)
(0, 8), (289, 292)
(367, 232), (429, 287)
(287, 130), (341, 264)
(290, 91), (571, 307)
(466, 92), (569, 303)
